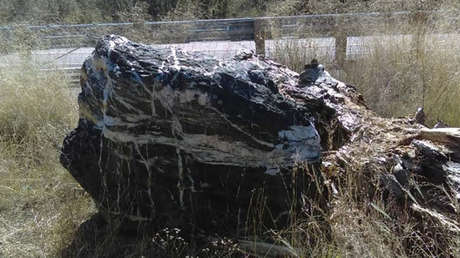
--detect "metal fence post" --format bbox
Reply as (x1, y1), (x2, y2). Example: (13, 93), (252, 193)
(410, 11), (428, 109)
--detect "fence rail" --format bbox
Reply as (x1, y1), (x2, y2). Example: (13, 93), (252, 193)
(1, 10), (459, 71)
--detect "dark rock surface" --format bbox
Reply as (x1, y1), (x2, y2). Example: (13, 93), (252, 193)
(60, 35), (362, 231)
(61, 35), (460, 247)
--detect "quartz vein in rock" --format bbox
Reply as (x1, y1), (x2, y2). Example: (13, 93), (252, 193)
(61, 35), (363, 231)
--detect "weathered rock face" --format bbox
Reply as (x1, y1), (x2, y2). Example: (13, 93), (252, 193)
(61, 35), (460, 248)
(60, 35), (362, 231)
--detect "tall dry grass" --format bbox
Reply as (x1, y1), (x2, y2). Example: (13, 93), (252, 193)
(0, 61), (94, 257)
(269, 7), (460, 127)
(342, 11), (460, 126)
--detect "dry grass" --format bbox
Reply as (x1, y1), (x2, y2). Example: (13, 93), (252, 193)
(269, 6), (460, 127)
(0, 61), (95, 257)
(341, 23), (460, 126)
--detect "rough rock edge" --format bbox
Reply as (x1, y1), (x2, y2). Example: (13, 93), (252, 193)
(60, 36), (460, 254)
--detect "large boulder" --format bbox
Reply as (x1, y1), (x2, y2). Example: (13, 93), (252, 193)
(60, 35), (362, 232)
(61, 36), (460, 252)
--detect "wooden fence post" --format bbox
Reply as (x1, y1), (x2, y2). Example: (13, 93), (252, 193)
(334, 15), (347, 68)
(254, 19), (266, 56)
(334, 32), (347, 68)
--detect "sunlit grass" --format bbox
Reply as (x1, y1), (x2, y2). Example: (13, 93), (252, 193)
(0, 61), (94, 257)
(269, 10), (460, 127)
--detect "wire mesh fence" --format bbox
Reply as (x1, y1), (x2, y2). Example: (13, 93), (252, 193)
(0, 10), (458, 73)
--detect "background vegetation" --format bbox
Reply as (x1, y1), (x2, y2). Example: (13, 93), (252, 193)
(0, 0), (455, 25)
